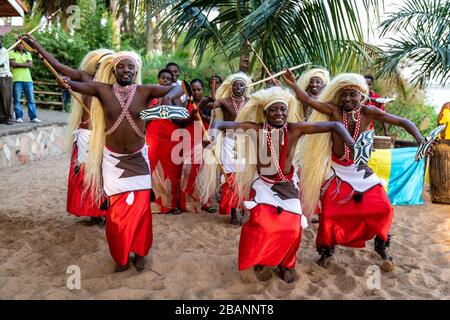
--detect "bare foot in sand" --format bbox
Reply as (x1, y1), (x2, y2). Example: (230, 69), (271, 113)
(114, 263), (129, 273)
(374, 235), (394, 272)
(316, 255), (333, 268)
(380, 260), (395, 272)
(169, 208), (182, 215)
(277, 266), (296, 283)
(80, 216), (104, 227)
(202, 205), (217, 213)
(133, 254), (146, 272)
(230, 209), (241, 227)
(316, 246), (335, 268)
(253, 265), (272, 281)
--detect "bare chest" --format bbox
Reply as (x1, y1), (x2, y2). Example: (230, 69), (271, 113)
(333, 111), (373, 136)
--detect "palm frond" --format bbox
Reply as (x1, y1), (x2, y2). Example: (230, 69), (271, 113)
(376, 0), (450, 87)
(152, 0), (383, 74)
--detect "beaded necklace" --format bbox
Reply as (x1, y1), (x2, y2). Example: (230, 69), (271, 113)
(105, 83), (145, 138)
(263, 122), (289, 182)
(231, 97), (245, 114)
(339, 106), (361, 161)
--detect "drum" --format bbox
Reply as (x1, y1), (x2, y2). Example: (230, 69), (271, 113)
(429, 140), (450, 204)
(374, 136), (393, 149)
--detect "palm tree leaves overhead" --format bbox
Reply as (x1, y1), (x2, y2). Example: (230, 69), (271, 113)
(375, 0), (450, 87)
(379, 0), (449, 36)
(153, 0), (382, 75)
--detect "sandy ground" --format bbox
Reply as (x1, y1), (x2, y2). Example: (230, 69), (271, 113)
(0, 154), (449, 300)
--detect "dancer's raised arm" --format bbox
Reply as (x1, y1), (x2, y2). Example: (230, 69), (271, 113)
(138, 84), (183, 104)
(365, 106), (425, 143)
(290, 121), (355, 147)
(283, 69), (335, 116)
(22, 35), (96, 82)
(210, 120), (259, 132)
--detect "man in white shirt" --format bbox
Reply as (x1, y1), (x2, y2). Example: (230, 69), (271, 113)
(0, 36), (14, 125)
(166, 62), (187, 104)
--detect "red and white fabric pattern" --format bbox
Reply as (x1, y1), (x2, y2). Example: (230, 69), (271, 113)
(102, 145), (153, 266)
(317, 155), (393, 248)
(238, 169), (306, 271)
(66, 127), (103, 217)
(244, 171), (308, 228)
(102, 145), (151, 197)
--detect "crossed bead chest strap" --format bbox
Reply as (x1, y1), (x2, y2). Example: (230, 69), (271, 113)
(105, 83), (145, 138)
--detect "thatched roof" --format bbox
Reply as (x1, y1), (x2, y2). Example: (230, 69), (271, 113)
(0, 0), (29, 17)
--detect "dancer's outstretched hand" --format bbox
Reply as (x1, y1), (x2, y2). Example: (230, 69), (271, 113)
(58, 76), (71, 90)
(202, 135), (216, 149)
(282, 69), (296, 87)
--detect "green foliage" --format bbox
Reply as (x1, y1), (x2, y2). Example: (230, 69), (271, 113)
(141, 44), (230, 94)
(370, 77), (439, 140)
(3, 3), (230, 96)
(375, 87), (439, 141)
(155, 0), (384, 74)
(76, 0), (113, 50)
(4, 1), (112, 92)
(32, 26), (87, 81)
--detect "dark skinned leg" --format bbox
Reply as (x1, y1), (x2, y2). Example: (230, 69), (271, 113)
(374, 234), (394, 272)
(114, 256), (130, 273)
(80, 216), (104, 227)
(133, 254), (146, 272)
(230, 208), (240, 227)
(90, 217), (103, 225)
(316, 246), (335, 268)
(253, 265), (273, 281)
(277, 265), (296, 283)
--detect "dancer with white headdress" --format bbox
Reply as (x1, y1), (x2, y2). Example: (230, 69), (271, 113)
(22, 35), (114, 225)
(296, 68), (330, 121)
(58, 51), (182, 272)
(198, 72), (252, 226)
(283, 69), (432, 271)
(206, 86), (355, 282)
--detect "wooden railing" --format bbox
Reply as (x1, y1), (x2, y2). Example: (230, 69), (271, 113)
(20, 80), (64, 110)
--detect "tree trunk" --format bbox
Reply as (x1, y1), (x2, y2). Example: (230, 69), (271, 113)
(155, 12), (163, 52)
(146, 6), (154, 54)
(122, 1), (129, 33)
(129, 0), (135, 34)
(239, 42), (250, 73)
(110, 0), (122, 51)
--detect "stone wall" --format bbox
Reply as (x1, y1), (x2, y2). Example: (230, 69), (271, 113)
(0, 124), (68, 170)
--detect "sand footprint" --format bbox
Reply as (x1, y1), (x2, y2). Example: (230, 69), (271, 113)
(327, 261), (347, 276)
(333, 275), (358, 294)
